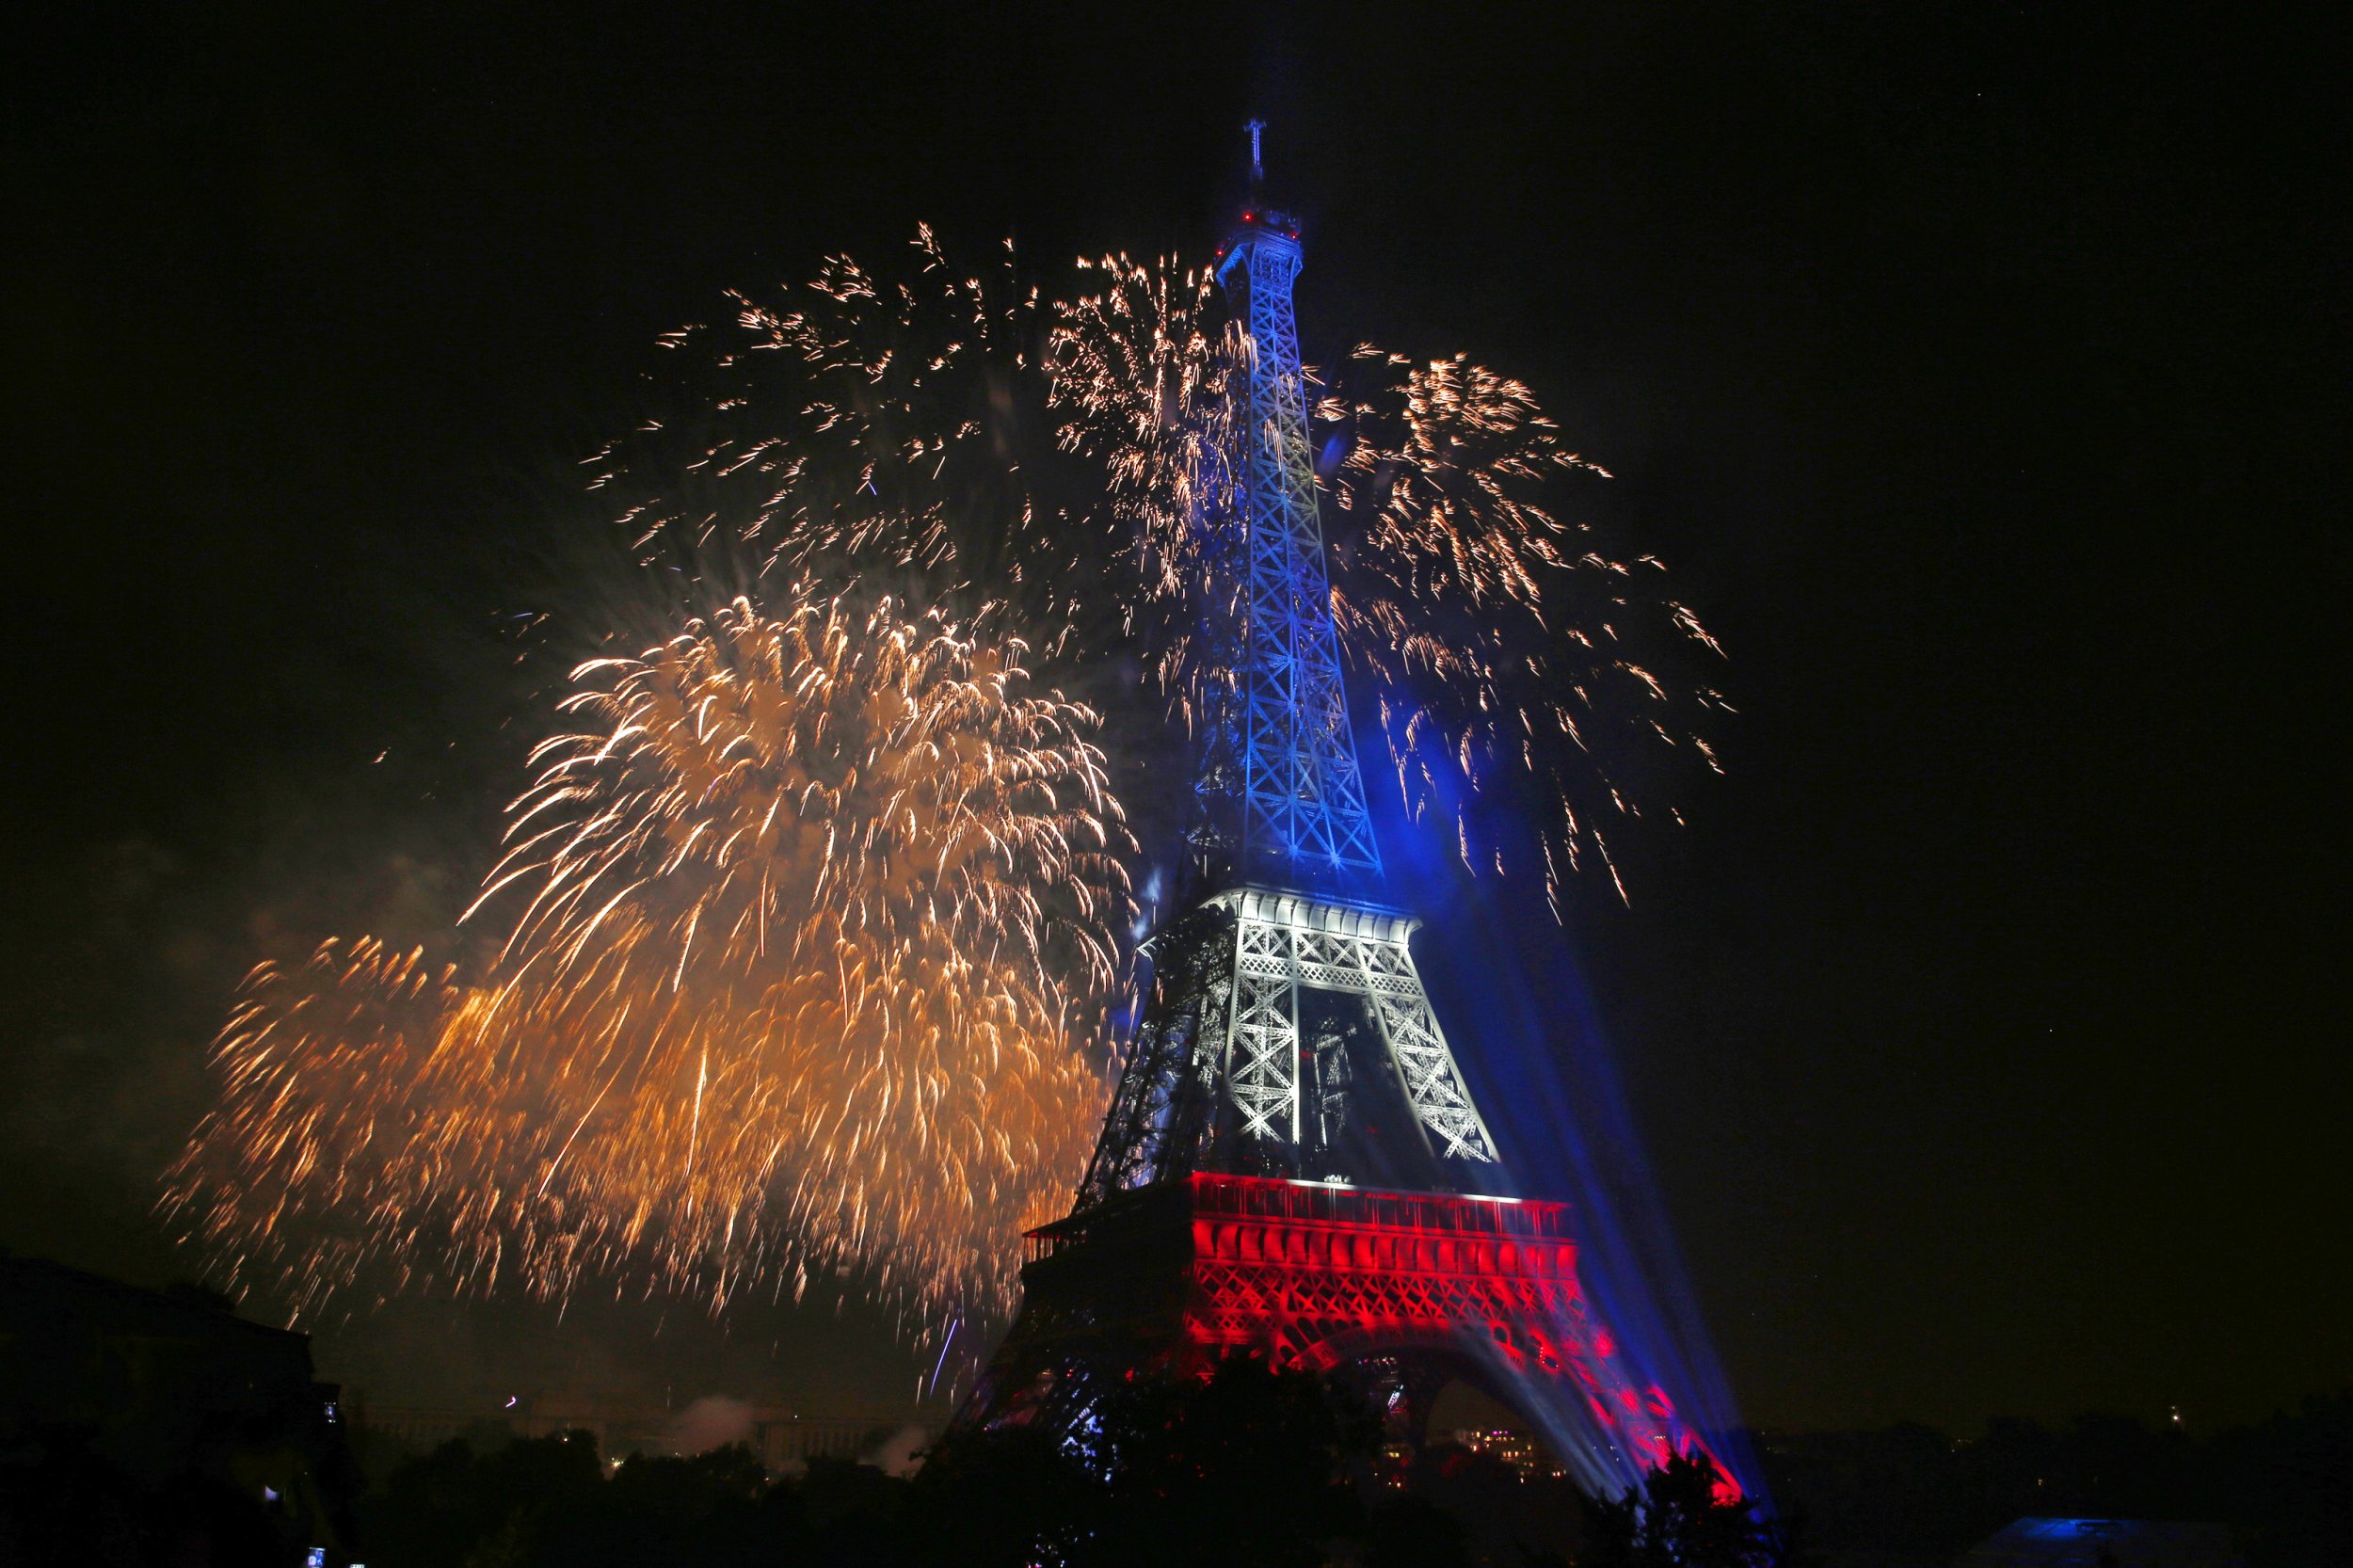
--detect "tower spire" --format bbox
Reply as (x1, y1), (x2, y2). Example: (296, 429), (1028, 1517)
(1246, 117), (1265, 183)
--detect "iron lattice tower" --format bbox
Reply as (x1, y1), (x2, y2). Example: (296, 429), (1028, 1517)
(960, 131), (1719, 1495)
(1193, 177), (1384, 888)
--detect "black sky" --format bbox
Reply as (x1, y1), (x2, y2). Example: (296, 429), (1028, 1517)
(2, 1), (2345, 1434)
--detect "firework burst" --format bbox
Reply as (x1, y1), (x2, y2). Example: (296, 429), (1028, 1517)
(167, 590), (1129, 1325)
(590, 227), (1122, 647)
(169, 228), (1721, 1328)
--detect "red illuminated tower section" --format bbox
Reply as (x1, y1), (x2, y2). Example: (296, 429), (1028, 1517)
(1002, 1176), (1699, 1474)
(962, 132), (1719, 1495)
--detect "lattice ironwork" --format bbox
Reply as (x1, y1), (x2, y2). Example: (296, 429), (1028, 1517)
(1080, 888), (1498, 1208)
(1079, 903), (1235, 1208)
(1194, 209), (1384, 888)
(965, 1175), (1703, 1484)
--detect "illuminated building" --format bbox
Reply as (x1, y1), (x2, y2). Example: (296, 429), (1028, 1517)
(1448, 1427), (1569, 1483)
(960, 129), (1721, 1496)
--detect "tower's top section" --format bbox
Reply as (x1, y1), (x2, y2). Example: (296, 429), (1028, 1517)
(1218, 202), (1304, 267)
(1191, 122), (1385, 893)
(1217, 119), (1304, 275)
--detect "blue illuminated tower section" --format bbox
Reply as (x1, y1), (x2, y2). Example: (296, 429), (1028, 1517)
(1202, 145), (1383, 887)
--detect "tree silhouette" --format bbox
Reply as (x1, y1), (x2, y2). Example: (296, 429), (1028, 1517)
(1080, 1353), (1376, 1568)
(1579, 1449), (1794, 1568)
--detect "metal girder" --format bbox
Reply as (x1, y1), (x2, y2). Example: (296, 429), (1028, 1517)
(1083, 184), (1494, 1248)
(1077, 906), (1234, 1208)
(964, 1174), (1713, 1502)
(1084, 888), (1499, 1200)
(1203, 222), (1383, 888)
(1214, 888), (1498, 1164)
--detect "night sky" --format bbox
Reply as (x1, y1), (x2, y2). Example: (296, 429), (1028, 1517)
(4, 4), (2343, 1435)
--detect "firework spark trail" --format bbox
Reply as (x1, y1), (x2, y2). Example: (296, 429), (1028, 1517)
(167, 591), (1130, 1326)
(164, 939), (469, 1320)
(1318, 347), (1730, 907)
(1045, 255), (1247, 740)
(593, 227), (1121, 639)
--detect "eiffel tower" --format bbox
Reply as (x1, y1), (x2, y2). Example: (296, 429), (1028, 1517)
(962, 130), (1708, 1485)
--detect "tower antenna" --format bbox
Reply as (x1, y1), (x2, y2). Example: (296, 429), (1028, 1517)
(1246, 118), (1265, 183)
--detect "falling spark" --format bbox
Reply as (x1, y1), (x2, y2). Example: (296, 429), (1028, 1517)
(166, 590), (1130, 1328)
